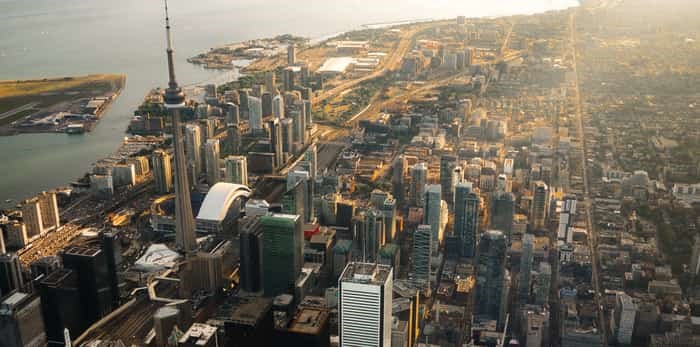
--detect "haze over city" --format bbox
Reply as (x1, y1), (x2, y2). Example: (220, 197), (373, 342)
(1, 1), (700, 347)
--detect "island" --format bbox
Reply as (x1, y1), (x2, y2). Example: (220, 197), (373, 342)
(0, 74), (125, 136)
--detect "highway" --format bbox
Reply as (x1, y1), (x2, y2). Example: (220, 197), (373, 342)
(569, 12), (608, 346)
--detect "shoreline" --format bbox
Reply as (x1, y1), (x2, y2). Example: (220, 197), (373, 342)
(0, 3), (582, 210)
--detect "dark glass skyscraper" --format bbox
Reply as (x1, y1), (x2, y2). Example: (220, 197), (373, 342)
(0, 253), (24, 297)
(474, 230), (508, 326)
(61, 246), (114, 323)
(491, 192), (515, 243)
(454, 182), (479, 257)
(440, 155), (458, 206)
(518, 233), (534, 304)
(239, 217), (264, 294)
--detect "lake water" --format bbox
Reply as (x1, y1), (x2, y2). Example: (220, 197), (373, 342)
(0, 0), (578, 207)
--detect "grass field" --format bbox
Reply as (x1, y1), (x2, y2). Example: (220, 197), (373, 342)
(0, 74), (123, 98)
(0, 74), (125, 114)
(0, 109), (37, 127)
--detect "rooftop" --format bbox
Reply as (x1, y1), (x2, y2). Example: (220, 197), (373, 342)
(318, 57), (355, 73)
(287, 307), (329, 335)
(340, 262), (392, 285)
(228, 297), (273, 326)
(196, 183), (251, 222)
(179, 323), (217, 346)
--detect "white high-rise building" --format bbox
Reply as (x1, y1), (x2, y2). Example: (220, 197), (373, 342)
(272, 94), (285, 119)
(204, 139), (221, 186)
(504, 158), (514, 176)
(185, 124), (203, 180)
(424, 184), (445, 243)
(224, 156), (248, 186)
(339, 262), (393, 347)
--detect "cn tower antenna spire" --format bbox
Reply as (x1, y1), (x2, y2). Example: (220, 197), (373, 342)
(163, 0), (185, 108)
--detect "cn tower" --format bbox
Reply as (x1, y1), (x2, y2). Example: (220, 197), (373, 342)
(162, 0), (197, 253)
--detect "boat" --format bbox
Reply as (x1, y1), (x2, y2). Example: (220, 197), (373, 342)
(4, 199), (12, 203)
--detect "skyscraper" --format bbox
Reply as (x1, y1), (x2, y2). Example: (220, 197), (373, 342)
(339, 262), (393, 347)
(21, 199), (43, 239)
(412, 224), (432, 288)
(248, 96), (263, 133)
(531, 181), (549, 231)
(454, 182), (479, 257)
(450, 166), (464, 206)
(225, 102), (240, 125)
(227, 123), (241, 155)
(303, 143), (318, 180)
(690, 234), (700, 276)
(272, 94), (285, 119)
(265, 71), (276, 93)
(61, 246), (114, 326)
(283, 67), (296, 91)
(224, 155), (248, 186)
(0, 227), (5, 254)
(382, 197), (397, 243)
(392, 155), (407, 205)
(151, 149), (173, 194)
(100, 232), (122, 308)
(185, 124), (203, 179)
(286, 170), (313, 222)
(614, 293), (636, 345)
(423, 184), (444, 243)
(261, 213), (303, 297)
(518, 233), (534, 304)
(37, 191), (60, 231)
(268, 118), (284, 170)
(0, 253), (24, 297)
(303, 99), (313, 127)
(533, 262), (551, 306)
(281, 180), (307, 226)
(410, 163), (428, 207)
(474, 230), (508, 325)
(162, 2), (196, 253)
(239, 89), (250, 118)
(490, 192), (515, 243)
(204, 139), (221, 186)
(361, 209), (385, 262)
(38, 269), (82, 345)
(287, 44), (297, 66)
(280, 118), (295, 156)
(0, 292), (47, 347)
(239, 217), (263, 294)
(261, 92), (273, 117)
(440, 155), (457, 206)
(290, 107), (307, 146)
